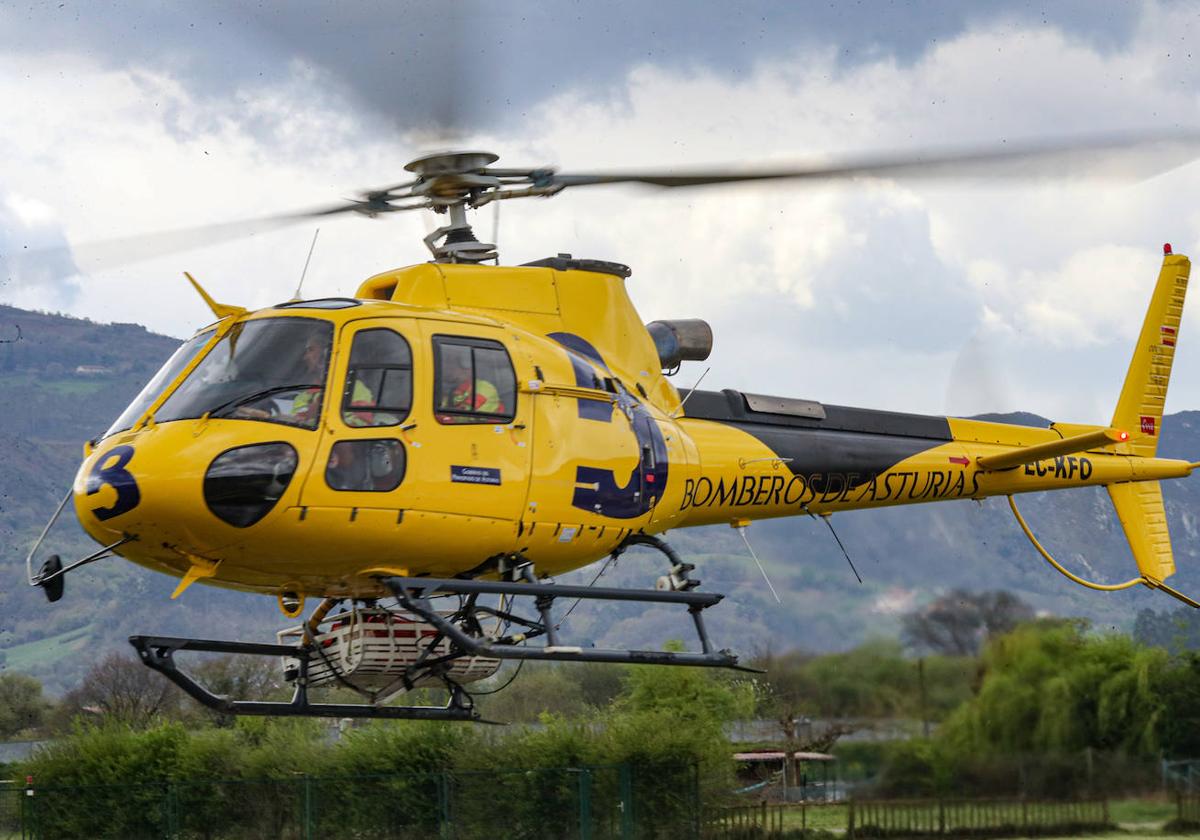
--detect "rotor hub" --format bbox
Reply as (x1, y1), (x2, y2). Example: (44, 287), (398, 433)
(404, 150), (500, 177)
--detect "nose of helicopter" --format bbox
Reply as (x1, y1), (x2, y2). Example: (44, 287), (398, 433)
(73, 420), (309, 565)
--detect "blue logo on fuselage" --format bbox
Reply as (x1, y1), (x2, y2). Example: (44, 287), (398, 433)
(547, 333), (669, 519)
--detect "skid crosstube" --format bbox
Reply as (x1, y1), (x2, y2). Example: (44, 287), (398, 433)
(382, 575), (744, 669)
(128, 635), (479, 721)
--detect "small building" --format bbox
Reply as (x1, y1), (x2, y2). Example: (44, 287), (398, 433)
(734, 750), (840, 802)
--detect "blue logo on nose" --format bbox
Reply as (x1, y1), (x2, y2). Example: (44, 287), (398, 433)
(86, 445), (141, 521)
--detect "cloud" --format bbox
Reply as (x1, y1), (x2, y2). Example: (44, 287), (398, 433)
(0, 2), (1147, 134)
(2, 3), (1200, 426)
(0, 193), (82, 309)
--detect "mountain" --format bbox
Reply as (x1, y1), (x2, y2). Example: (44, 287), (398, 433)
(1, 304), (1198, 692)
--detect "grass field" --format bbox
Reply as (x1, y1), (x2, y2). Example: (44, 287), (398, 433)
(1108, 796), (1177, 826)
(0, 374), (108, 397)
(1, 623), (96, 671)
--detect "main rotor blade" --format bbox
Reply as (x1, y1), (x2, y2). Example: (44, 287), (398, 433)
(550, 131), (1200, 189)
(13, 201), (405, 275)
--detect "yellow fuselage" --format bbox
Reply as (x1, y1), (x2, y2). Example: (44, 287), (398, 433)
(73, 260), (1193, 601)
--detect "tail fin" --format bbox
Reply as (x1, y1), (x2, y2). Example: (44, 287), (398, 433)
(1111, 248), (1191, 456)
(1107, 480), (1174, 582)
(1108, 248), (1190, 588)
(1011, 249), (1195, 604)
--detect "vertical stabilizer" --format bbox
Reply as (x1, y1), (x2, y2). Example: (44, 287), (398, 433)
(1107, 479), (1175, 582)
(1111, 251), (1190, 456)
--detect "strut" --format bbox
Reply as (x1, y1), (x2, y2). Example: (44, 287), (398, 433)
(382, 572), (744, 669)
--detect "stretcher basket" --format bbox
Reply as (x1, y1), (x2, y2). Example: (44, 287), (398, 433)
(278, 606), (500, 695)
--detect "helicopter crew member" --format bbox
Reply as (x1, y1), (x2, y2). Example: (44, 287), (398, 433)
(291, 336), (331, 423)
(437, 352), (505, 422)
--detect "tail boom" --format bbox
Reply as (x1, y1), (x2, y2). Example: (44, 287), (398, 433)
(671, 248), (1195, 605)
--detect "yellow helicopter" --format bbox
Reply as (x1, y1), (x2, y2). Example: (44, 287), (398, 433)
(23, 144), (1200, 721)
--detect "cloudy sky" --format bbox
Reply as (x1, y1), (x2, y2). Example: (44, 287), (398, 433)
(3, 1), (1200, 424)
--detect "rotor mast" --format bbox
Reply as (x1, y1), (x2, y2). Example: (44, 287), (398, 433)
(406, 151), (504, 264)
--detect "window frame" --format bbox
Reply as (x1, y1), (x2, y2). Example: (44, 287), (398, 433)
(340, 327), (414, 428)
(431, 334), (518, 425)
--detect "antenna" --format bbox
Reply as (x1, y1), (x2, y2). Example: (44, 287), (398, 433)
(671, 366), (710, 418)
(821, 513), (863, 584)
(732, 520), (782, 604)
(292, 229), (320, 301)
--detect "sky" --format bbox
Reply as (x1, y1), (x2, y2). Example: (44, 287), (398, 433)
(3, 1), (1200, 424)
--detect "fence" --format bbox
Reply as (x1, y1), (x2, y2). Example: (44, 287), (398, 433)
(1, 763), (700, 839)
(1163, 759), (1200, 793)
(704, 801), (785, 838)
(849, 798), (1110, 837)
(1177, 792), (1200, 828)
(703, 798), (1111, 839)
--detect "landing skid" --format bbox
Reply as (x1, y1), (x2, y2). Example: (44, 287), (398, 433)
(383, 575), (743, 669)
(129, 536), (748, 720)
(129, 635), (480, 721)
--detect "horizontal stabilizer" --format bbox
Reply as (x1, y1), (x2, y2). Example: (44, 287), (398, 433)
(977, 427), (1129, 472)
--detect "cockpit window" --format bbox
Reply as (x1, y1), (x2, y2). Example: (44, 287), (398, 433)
(154, 318), (334, 430)
(104, 330), (214, 438)
(342, 328), (412, 427)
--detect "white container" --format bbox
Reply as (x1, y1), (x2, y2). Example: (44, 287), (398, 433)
(278, 607), (500, 700)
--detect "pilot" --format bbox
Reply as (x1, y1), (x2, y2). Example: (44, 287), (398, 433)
(438, 352), (504, 422)
(232, 335), (339, 424)
(290, 336), (329, 422)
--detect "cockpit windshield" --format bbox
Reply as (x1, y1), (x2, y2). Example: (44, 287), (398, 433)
(154, 318), (334, 430)
(103, 329), (214, 438)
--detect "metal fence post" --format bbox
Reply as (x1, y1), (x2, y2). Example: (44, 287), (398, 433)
(619, 764), (633, 840)
(23, 776), (34, 840)
(692, 763), (701, 840)
(303, 776), (313, 840)
(439, 771), (453, 840)
(166, 781), (178, 839)
(577, 768), (592, 840)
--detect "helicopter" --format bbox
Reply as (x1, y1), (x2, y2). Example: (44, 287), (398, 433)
(21, 142), (1200, 722)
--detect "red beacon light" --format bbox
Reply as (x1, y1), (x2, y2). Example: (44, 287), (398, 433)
(1164, 243), (1173, 255)
(1118, 431), (1130, 441)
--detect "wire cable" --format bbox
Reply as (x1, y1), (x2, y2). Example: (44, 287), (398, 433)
(1007, 495), (1143, 591)
(469, 658), (526, 696)
(555, 554), (617, 629)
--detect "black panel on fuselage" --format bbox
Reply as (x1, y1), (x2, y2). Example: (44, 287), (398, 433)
(683, 389), (951, 490)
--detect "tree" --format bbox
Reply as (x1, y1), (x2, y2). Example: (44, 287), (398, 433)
(0, 673), (47, 738)
(902, 590), (1035, 656)
(58, 653), (180, 727)
(618, 647), (756, 726)
(938, 620), (1166, 756)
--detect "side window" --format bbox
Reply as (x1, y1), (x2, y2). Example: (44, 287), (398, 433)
(433, 336), (517, 425)
(326, 439), (406, 492)
(342, 328), (412, 427)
